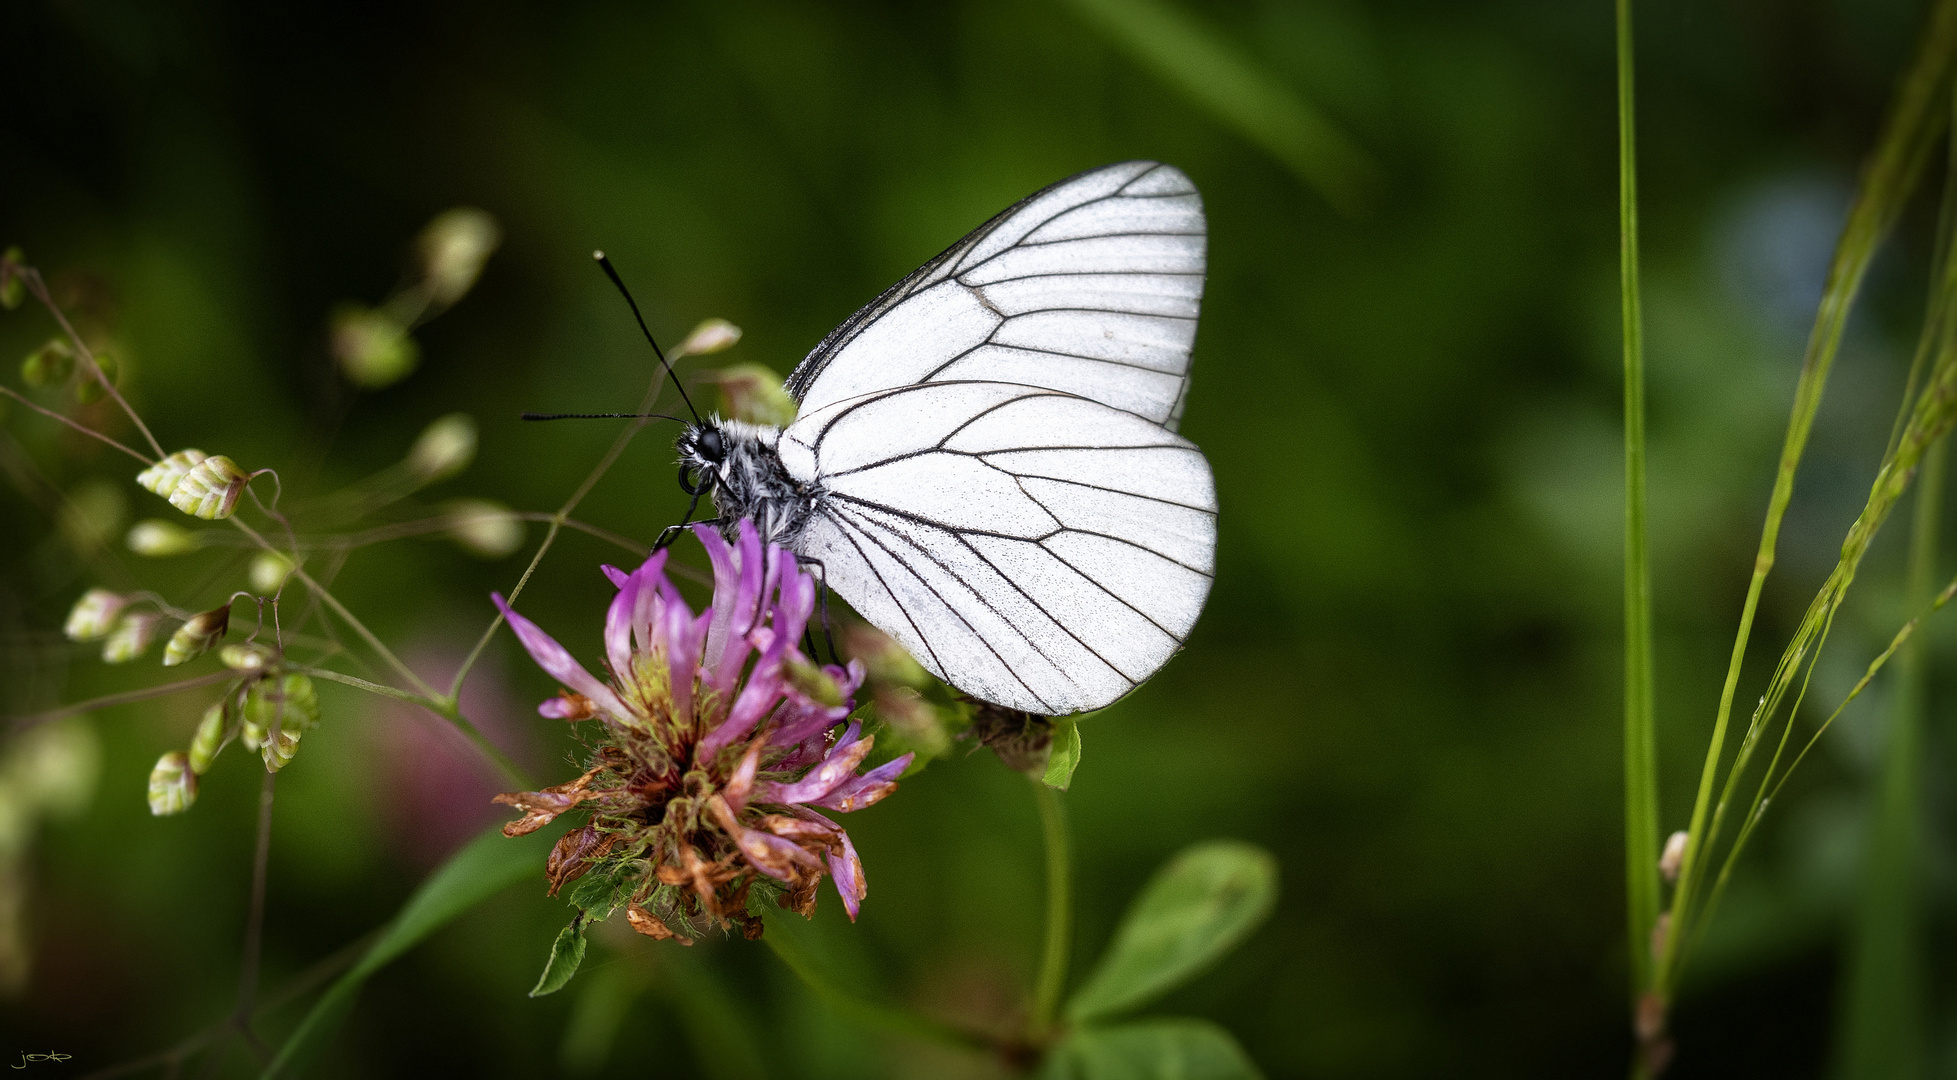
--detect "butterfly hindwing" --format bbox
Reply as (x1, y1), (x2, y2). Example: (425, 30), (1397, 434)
(784, 161), (1207, 433)
(780, 382), (1216, 715)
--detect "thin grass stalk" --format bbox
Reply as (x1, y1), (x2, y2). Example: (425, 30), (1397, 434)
(1615, 0), (1662, 1014)
(1836, 440), (1940, 1080)
(1658, 0), (1957, 997)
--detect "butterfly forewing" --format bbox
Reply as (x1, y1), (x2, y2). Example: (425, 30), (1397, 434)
(785, 161), (1207, 433)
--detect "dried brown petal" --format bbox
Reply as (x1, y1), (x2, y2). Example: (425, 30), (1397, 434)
(625, 904), (676, 939)
(545, 825), (600, 895)
(780, 874), (820, 918)
(493, 764), (609, 836)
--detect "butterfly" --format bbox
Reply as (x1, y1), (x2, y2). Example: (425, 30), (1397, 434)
(675, 161), (1216, 716)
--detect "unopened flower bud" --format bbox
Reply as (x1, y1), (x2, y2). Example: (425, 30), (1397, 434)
(21, 338), (73, 387)
(127, 519), (199, 557)
(703, 363), (797, 428)
(219, 642), (275, 672)
(784, 656), (844, 707)
(873, 686), (951, 759)
(417, 208), (501, 307)
(675, 318), (743, 358)
(64, 588), (128, 641)
(6, 717), (101, 818)
(136, 450), (210, 499)
(406, 413), (477, 481)
(443, 498), (524, 558)
(188, 700), (233, 774)
(1659, 830), (1688, 885)
(248, 552), (291, 594)
(843, 622), (930, 687)
(102, 612), (162, 663)
(331, 303), (419, 389)
(72, 349), (119, 404)
(147, 752), (196, 815)
(167, 456), (248, 520)
(243, 673), (319, 770)
(58, 480), (127, 552)
(163, 606), (230, 666)
(0, 247), (23, 310)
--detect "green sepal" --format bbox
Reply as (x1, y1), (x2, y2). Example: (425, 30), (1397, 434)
(1043, 717), (1082, 790)
(566, 859), (641, 919)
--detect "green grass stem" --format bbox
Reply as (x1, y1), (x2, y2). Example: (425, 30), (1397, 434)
(1659, 0), (1957, 998)
(1031, 780), (1073, 1039)
(1615, 0), (1662, 1015)
(1836, 440), (1940, 1080)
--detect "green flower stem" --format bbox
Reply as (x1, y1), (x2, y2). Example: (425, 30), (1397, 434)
(5, 670), (239, 736)
(449, 365), (676, 703)
(229, 518), (534, 787)
(20, 264), (166, 460)
(760, 925), (993, 1054)
(1615, 0), (1662, 1017)
(0, 384), (153, 465)
(1031, 779), (1072, 1038)
(228, 516), (437, 701)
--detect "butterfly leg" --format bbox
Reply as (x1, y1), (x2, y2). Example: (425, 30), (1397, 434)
(653, 488), (709, 551)
(793, 554), (839, 666)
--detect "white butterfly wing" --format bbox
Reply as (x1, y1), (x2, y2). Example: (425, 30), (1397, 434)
(779, 383), (1216, 715)
(785, 161), (1206, 432)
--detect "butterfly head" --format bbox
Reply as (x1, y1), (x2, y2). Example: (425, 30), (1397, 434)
(676, 422), (728, 496)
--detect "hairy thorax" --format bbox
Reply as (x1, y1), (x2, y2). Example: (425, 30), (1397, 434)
(676, 419), (821, 546)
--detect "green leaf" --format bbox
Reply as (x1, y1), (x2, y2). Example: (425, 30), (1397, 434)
(1043, 1019), (1263, 1080)
(566, 859), (637, 917)
(1066, 841), (1277, 1023)
(530, 916), (589, 997)
(262, 824), (555, 1078)
(1043, 717), (1082, 790)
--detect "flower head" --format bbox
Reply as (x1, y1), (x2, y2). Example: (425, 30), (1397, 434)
(492, 521), (911, 936)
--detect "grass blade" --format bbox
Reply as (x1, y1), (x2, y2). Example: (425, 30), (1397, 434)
(1836, 441), (1940, 1080)
(1061, 0), (1379, 213)
(1659, 0), (1957, 998)
(262, 825), (556, 1078)
(1615, 0), (1662, 1018)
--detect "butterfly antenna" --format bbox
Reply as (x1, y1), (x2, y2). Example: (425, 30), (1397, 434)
(593, 250), (701, 424)
(520, 411), (685, 422)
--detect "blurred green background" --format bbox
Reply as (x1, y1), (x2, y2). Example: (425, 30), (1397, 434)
(1, 0), (1950, 1076)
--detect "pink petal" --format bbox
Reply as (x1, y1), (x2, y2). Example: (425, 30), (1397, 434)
(828, 829), (867, 921)
(708, 795), (820, 881)
(492, 593), (633, 723)
(699, 523), (761, 693)
(723, 739), (764, 812)
(760, 725), (875, 805)
(812, 753), (911, 813)
(603, 565), (644, 678)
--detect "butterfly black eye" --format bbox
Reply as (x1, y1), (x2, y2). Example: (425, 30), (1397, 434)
(698, 428), (726, 461)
